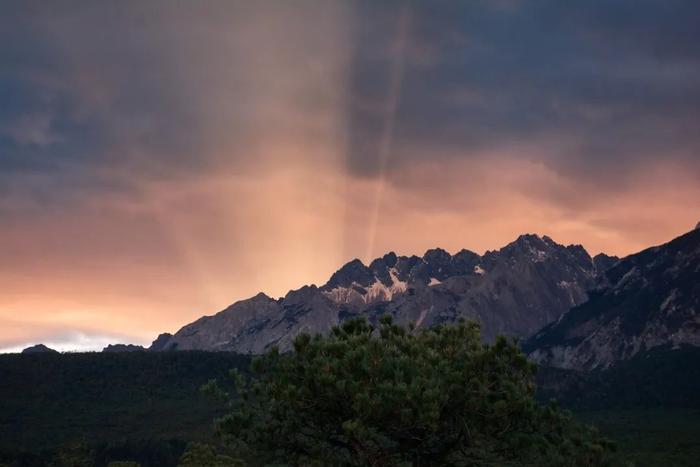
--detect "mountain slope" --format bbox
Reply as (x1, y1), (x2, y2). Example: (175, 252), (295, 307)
(536, 344), (700, 410)
(525, 227), (700, 370)
(153, 235), (616, 353)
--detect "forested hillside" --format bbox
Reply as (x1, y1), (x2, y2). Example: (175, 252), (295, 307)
(1, 346), (699, 466)
(0, 352), (249, 466)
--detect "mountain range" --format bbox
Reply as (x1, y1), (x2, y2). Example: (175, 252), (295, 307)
(149, 223), (700, 373)
(150, 225), (700, 370)
(150, 234), (618, 353)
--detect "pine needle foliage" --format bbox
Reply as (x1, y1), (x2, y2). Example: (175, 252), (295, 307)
(216, 317), (614, 466)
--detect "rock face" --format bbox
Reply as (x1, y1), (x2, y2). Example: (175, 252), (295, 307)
(102, 344), (145, 353)
(525, 228), (700, 370)
(149, 333), (174, 351)
(21, 344), (58, 354)
(379, 236), (617, 341)
(152, 234), (618, 353)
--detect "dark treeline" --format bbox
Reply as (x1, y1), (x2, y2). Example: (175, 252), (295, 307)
(1, 345), (699, 466)
(0, 351), (249, 466)
(536, 344), (700, 410)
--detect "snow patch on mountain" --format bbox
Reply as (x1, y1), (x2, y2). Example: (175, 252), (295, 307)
(531, 247), (547, 262)
(322, 284), (361, 304)
(389, 268), (407, 293)
(323, 268), (408, 305)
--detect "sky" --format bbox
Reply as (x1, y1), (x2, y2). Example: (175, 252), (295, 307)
(1, 0), (699, 352)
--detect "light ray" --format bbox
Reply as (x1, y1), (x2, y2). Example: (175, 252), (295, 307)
(364, 5), (412, 263)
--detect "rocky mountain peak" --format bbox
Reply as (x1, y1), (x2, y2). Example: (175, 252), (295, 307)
(516, 233), (546, 244)
(511, 233), (550, 251)
(251, 292), (274, 302)
(368, 252), (399, 287)
(324, 259), (374, 289)
(423, 247), (452, 264)
(393, 255), (422, 280)
(369, 252), (398, 271)
(284, 285), (320, 304)
(454, 248), (479, 260)
(453, 249), (481, 274)
(592, 253), (619, 273)
(486, 234), (557, 264)
(149, 333), (173, 351)
(695, 220), (700, 230)
(413, 248), (455, 281)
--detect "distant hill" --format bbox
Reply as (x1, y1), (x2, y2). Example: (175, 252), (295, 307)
(21, 344), (58, 354)
(102, 343), (145, 353)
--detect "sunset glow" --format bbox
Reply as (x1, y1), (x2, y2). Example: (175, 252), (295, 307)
(1, 1), (699, 351)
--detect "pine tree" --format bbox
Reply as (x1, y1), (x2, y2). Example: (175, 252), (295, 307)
(213, 316), (614, 466)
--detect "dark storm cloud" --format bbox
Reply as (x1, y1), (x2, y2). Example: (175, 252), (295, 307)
(345, 0), (700, 181)
(0, 3), (209, 213)
(2, 0), (699, 195)
(0, 1), (342, 207)
(1, 1), (699, 351)
(1, 0), (699, 204)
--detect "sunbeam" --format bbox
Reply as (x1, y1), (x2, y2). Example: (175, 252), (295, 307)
(364, 5), (412, 263)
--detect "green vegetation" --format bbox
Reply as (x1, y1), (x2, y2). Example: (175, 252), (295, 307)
(579, 409), (700, 467)
(0, 332), (698, 466)
(177, 443), (242, 467)
(215, 317), (613, 465)
(0, 351), (249, 466)
(537, 345), (700, 411)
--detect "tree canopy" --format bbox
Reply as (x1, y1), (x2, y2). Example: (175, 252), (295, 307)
(214, 316), (614, 466)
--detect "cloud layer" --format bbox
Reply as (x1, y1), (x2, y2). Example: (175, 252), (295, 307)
(1, 1), (699, 349)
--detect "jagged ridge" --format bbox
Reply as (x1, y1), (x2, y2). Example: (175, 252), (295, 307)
(525, 228), (700, 370)
(152, 234), (618, 354)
